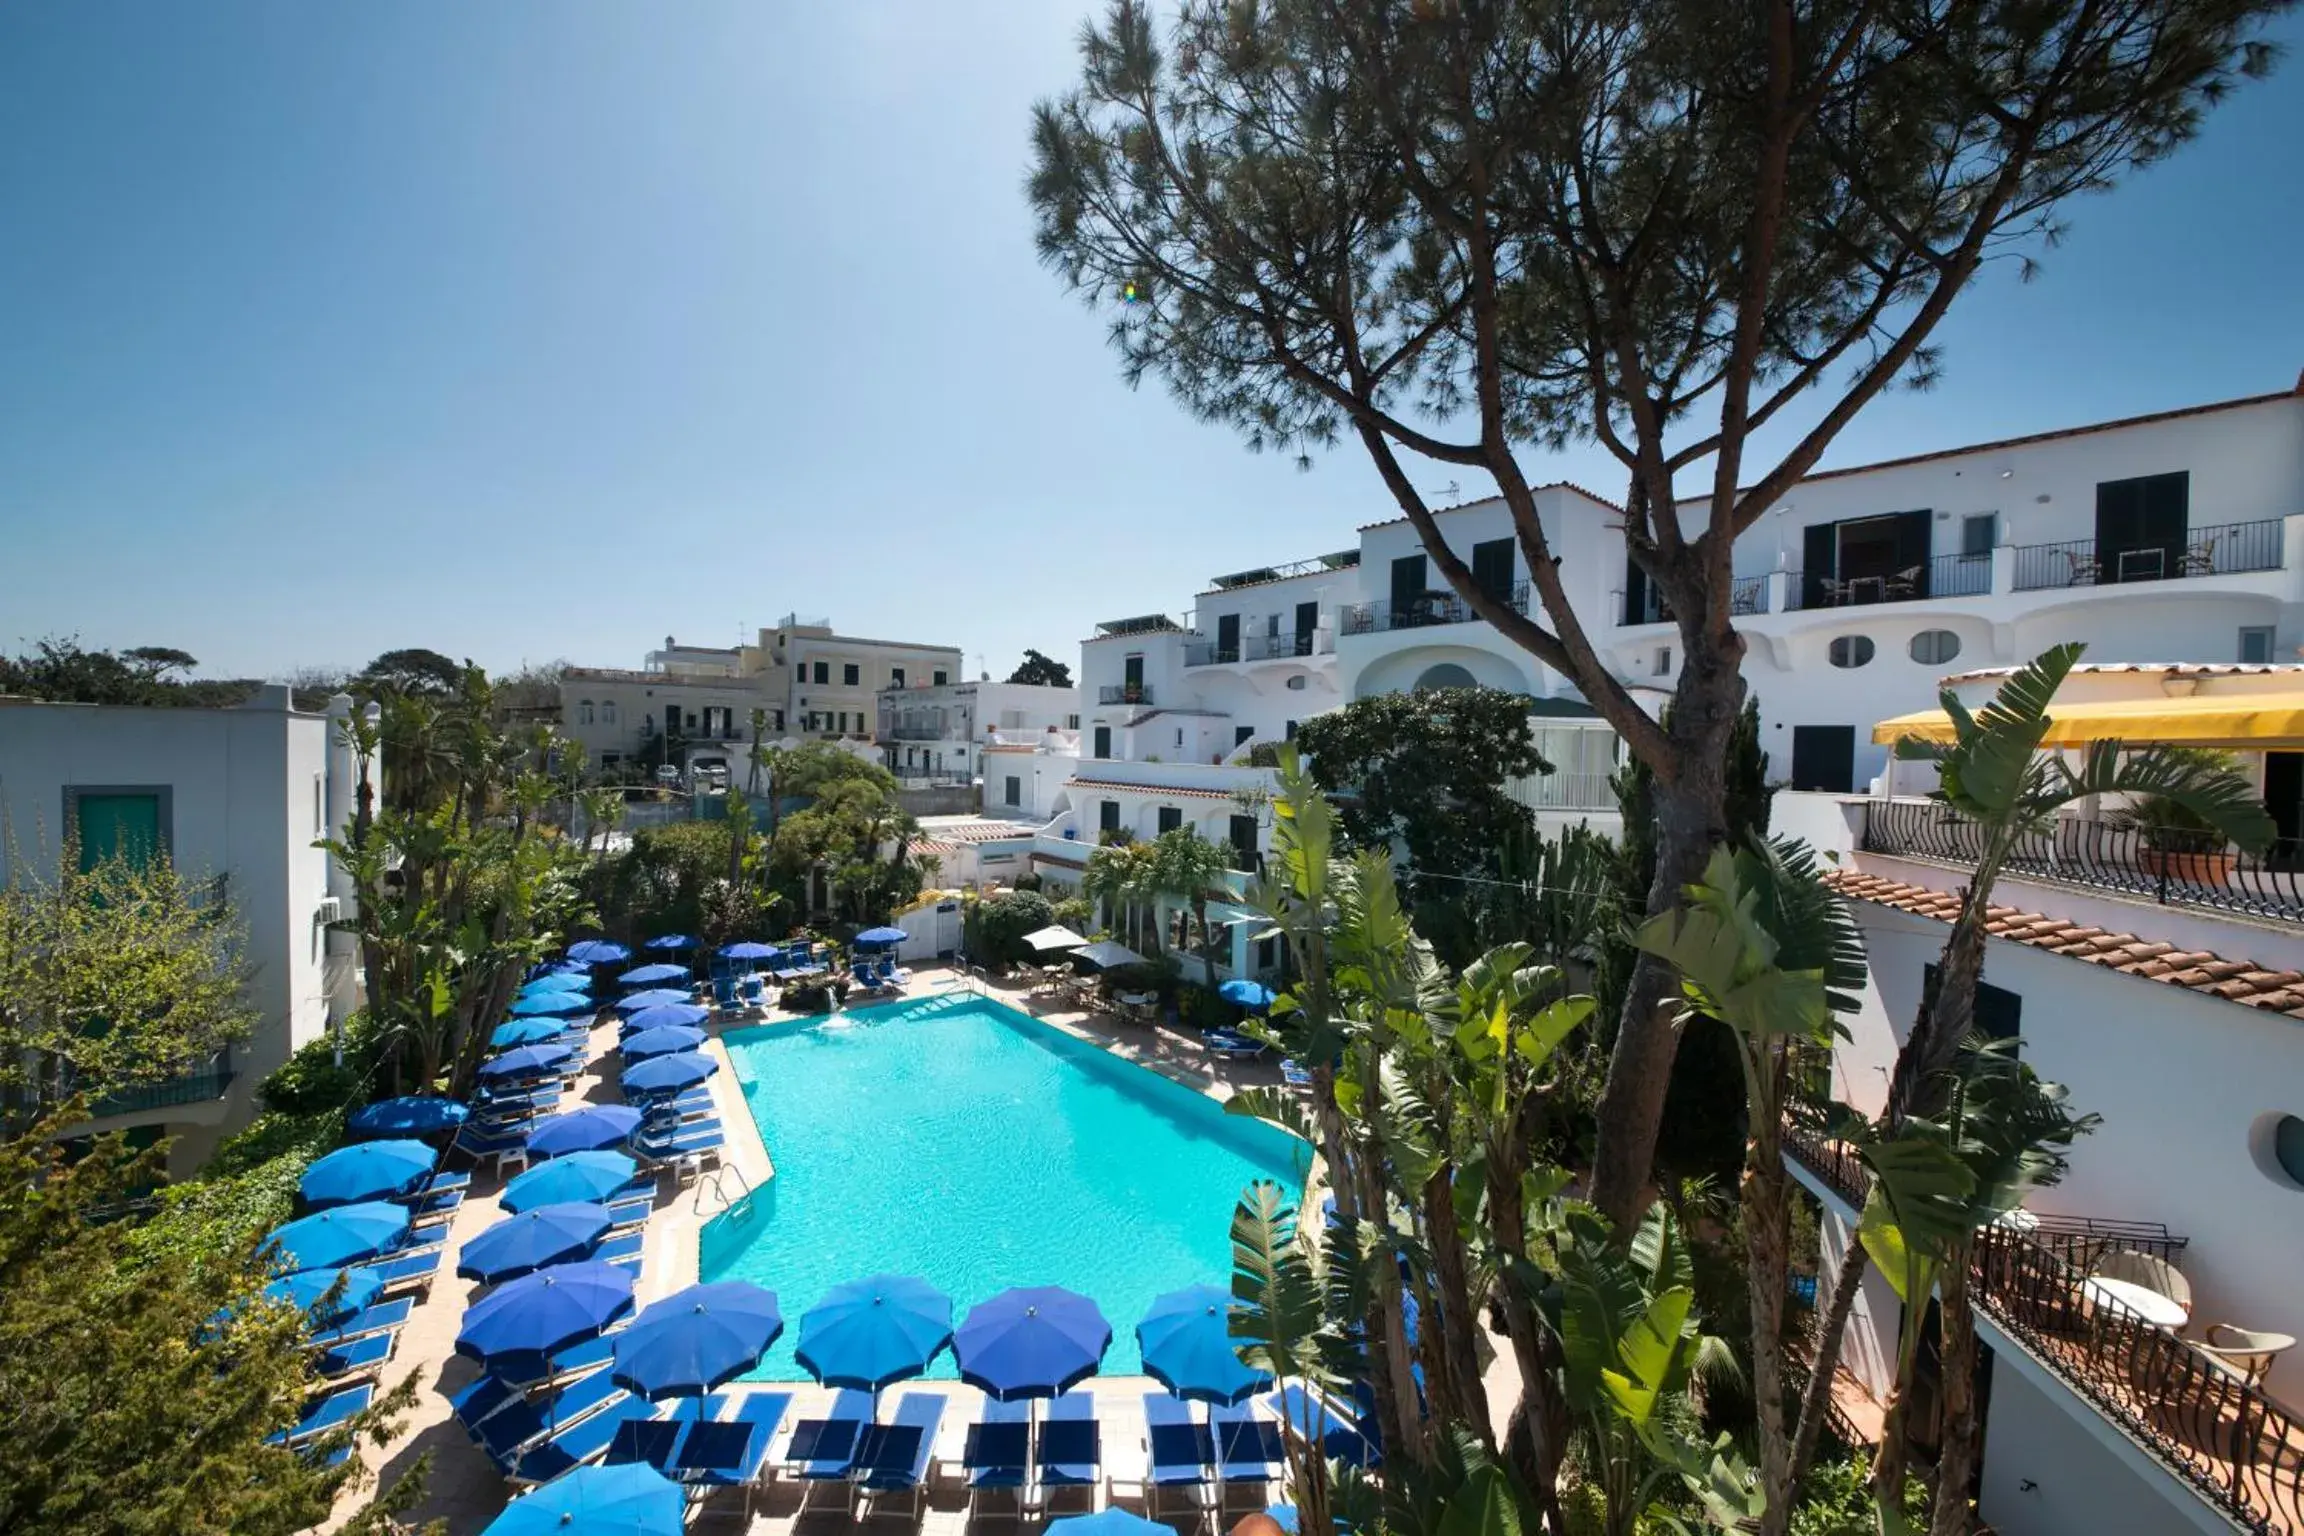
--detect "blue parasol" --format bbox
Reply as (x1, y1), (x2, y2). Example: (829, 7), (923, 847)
(614, 990), (697, 1014)
(621, 1051), (717, 1099)
(566, 940), (631, 964)
(717, 941), (778, 961)
(643, 933), (698, 952)
(298, 1139), (437, 1209)
(795, 1274), (954, 1392)
(490, 1018), (568, 1049)
(618, 963), (691, 987)
(1218, 978), (1275, 1011)
(266, 1200), (411, 1273)
(345, 1096), (467, 1140)
(456, 1202), (613, 1285)
(263, 1265), (384, 1325)
(1045, 1513), (1174, 1536)
(954, 1286), (1112, 1402)
(619, 1002), (712, 1030)
(455, 1260), (635, 1369)
(507, 992), (593, 1019)
(476, 1042), (577, 1083)
(610, 1281), (785, 1399)
(621, 1025), (706, 1061)
(481, 1464), (682, 1536)
(525, 1104), (642, 1158)
(1136, 1285), (1272, 1406)
(519, 972), (592, 996)
(501, 1149), (639, 1213)
(854, 926), (908, 949)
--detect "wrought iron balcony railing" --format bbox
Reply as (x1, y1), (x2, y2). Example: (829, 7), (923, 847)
(84, 1052), (236, 1118)
(1183, 630), (1333, 666)
(2011, 518), (2283, 592)
(1859, 798), (2304, 925)
(1341, 583), (1530, 636)
(1097, 684), (1153, 706)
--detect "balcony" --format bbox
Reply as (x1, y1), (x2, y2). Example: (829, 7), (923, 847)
(2012, 519), (2283, 592)
(1097, 684), (1153, 706)
(1780, 550), (1996, 611)
(1184, 631), (1334, 667)
(886, 723), (949, 741)
(1859, 798), (2304, 925)
(1625, 575), (1772, 625)
(1783, 1125), (2301, 1534)
(84, 1051), (235, 1118)
(1341, 583), (1530, 636)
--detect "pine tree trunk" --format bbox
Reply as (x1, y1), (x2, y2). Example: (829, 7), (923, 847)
(1590, 660), (1739, 1227)
(1745, 1133), (1795, 1531)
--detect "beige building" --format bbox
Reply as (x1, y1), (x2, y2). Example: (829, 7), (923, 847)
(560, 615), (962, 773)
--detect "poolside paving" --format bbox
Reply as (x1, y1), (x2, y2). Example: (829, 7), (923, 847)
(321, 965), (1325, 1535)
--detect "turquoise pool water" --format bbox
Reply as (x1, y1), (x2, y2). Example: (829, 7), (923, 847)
(699, 993), (1308, 1380)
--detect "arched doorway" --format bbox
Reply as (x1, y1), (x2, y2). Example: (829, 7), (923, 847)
(1413, 662), (1478, 691)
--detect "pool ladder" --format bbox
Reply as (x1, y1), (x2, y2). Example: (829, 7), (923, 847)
(694, 1162), (755, 1220)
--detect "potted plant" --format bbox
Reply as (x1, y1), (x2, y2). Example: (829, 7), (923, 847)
(2104, 748), (2251, 885)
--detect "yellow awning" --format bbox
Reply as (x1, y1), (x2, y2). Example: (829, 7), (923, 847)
(1872, 690), (2304, 749)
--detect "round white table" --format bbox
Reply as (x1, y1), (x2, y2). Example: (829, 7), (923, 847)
(1990, 1207), (2039, 1233)
(2081, 1275), (2188, 1329)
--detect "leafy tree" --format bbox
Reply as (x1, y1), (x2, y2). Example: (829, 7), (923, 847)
(1083, 838), (1162, 953)
(1006, 648), (1074, 688)
(354, 647), (463, 699)
(974, 889), (1056, 965)
(0, 638), (256, 707)
(0, 844), (258, 1124)
(1031, 0), (2287, 1227)
(1149, 825), (1234, 975)
(1294, 686), (1546, 881)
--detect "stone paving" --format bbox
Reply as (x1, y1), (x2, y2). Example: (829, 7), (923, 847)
(326, 965), (1293, 1535)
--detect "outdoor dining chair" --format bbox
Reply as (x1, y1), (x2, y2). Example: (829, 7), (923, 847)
(2198, 1324), (2296, 1386)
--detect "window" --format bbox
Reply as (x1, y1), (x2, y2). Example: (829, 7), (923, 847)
(1910, 630), (1963, 665)
(1472, 537), (1515, 600)
(1255, 935), (1278, 971)
(795, 662), (805, 680)
(1175, 728), (1184, 748)
(1066, 714), (1080, 729)
(2241, 626), (2278, 664)
(933, 670), (949, 686)
(601, 701), (616, 725)
(891, 667), (905, 688)
(579, 700), (596, 724)
(1285, 720), (1298, 740)
(1653, 646), (1672, 676)
(1228, 813), (1260, 869)
(1235, 725), (1256, 746)
(810, 661), (827, 684)
(2271, 1115), (2304, 1186)
(844, 663), (860, 686)
(68, 789), (166, 871)
(1924, 963), (2020, 1040)
(1004, 775), (1021, 807)
(1828, 635), (1876, 668)
(601, 752), (621, 767)
(1100, 800), (1121, 833)
(1961, 513), (1998, 557)
(772, 710), (784, 732)
(1285, 675), (1306, 691)
(313, 775), (325, 837)
(1158, 806), (1183, 834)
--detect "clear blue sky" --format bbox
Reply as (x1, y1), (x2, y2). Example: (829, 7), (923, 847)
(2, 4), (2299, 683)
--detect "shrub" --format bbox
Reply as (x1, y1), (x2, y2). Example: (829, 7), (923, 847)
(256, 1015), (385, 1117)
(1176, 983), (1236, 1033)
(1100, 958), (1176, 998)
(975, 890), (1055, 965)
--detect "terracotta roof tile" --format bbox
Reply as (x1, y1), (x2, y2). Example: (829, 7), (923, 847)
(1821, 867), (2304, 1017)
(1064, 777), (1242, 801)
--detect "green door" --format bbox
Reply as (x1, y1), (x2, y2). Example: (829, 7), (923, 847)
(75, 793), (162, 871)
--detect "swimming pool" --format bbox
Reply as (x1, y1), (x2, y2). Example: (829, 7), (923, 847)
(698, 992), (1309, 1380)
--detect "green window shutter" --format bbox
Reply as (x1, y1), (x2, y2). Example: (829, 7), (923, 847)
(76, 793), (162, 872)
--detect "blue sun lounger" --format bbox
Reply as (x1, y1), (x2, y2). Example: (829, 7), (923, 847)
(673, 1391), (788, 1518)
(493, 1327), (620, 1392)
(960, 1397), (1030, 1514)
(606, 1392), (725, 1471)
(1143, 1392), (1215, 1523)
(1033, 1391), (1103, 1513)
(783, 1387), (872, 1513)
(592, 1230), (645, 1273)
(604, 1193), (656, 1231)
(450, 1373), (520, 1434)
(313, 1329), (396, 1382)
(508, 1391), (656, 1484)
(304, 1296), (414, 1351)
(470, 1367), (628, 1469)
(1213, 1402), (1286, 1516)
(854, 1391), (947, 1519)
(271, 1382), (373, 1447)
(1201, 1029), (1268, 1060)
(351, 1243), (443, 1296)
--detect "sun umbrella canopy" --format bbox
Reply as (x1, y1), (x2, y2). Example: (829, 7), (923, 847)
(520, 972), (592, 996)
(566, 940), (632, 964)
(457, 1202), (614, 1285)
(795, 1274), (954, 1391)
(643, 933), (698, 952)
(618, 963), (691, 987)
(477, 1043), (576, 1083)
(614, 990), (698, 1014)
(621, 1051), (717, 1099)
(1217, 979), (1275, 1011)
(718, 941), (778, 960)
(501, 1149), (639, 1213)
(619, 1002), (712, 1030)
(345, 1096), (468, 1140)
(611, 1281), (785, 1399)
(1267, 1385), (1381, 1466)
(481, 1463), (683, 1536)
(507, 992), (593, 1019)
(853, 926), (908, 948)
(456, 1260), (635, 1366)
(526, 1104), (642, 1158)
(299, 1139), (437, 1209)
(1023, 925), (1089, 952)
(1046, 1512), (1175, 1536)
(954, 1286), (1112, 1401)
(490, 1018), (569, 1050)
(1137, 1285), (1271, 1406)
(267, 1201), (411, 1273)
(1075, 940), (1148, 971)
(621, 1024), (706, 1061)
(263, 1265), (384, 1325)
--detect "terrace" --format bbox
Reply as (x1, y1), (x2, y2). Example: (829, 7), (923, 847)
(1182, 630), (1334, 666)
(1783, 1123), (2304, 1535)
(1341, 583), (1531, 636)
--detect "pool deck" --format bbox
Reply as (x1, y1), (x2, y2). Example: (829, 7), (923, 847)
(325, 963), (1297, 1535)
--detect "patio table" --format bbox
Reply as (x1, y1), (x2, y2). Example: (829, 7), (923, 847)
(2082, 1275), (2187, 1329)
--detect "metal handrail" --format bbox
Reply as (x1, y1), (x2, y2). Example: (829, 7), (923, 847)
(1859, 798), (2304, 924)
(1341, 583), (1530, 636)
(1097, 684), (1153, 705)
(2010, 518), (2284, 592)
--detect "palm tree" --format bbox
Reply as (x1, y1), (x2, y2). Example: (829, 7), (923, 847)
(1083, 840), (1158, 952)
(1149, 827), (1232, 979)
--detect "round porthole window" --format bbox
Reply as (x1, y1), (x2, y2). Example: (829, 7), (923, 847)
(1285, 675), (1308, 691)
(2248, 1112), (2304, 1190)
(1910, 629), (1962, 666)
(1828, 636), (1876, 669)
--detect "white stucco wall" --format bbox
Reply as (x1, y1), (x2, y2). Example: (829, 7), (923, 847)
(1975, 1356), (2233, 1536)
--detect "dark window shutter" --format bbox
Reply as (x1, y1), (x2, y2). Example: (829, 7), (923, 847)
(1472, 538), (1514, 601)
(1390, 554), (1428, 608)
(1624, 552), (1651, 624)
(1802, 522), (1837, 609)
(1894, 510), (1933, 596)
